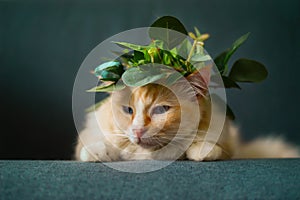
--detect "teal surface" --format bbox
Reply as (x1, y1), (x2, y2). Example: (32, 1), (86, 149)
(1, 0), (300, 160)
(1, 159), (300, 199)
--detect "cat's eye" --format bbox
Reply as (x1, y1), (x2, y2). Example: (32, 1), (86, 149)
(122, 106), (133, 115)
(152, 105), (170, 115)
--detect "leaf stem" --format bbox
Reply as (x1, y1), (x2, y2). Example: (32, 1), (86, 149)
(150, 56), (154, 63)
(186, 39), (197, 64)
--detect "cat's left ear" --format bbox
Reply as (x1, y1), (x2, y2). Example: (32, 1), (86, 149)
(186, 65), (211, 97)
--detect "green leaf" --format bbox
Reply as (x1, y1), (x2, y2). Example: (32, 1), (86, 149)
(170, 47), (177, 55)
(94, 61), (121, 75)
(177, 38), (192, 58)
(122, 65), (167, 87)
(163, 53), (171, 65)
(98, 69), (120, 81)
(191, 54), (211, 62)
(192, 62), (206, 71)
(133, 50), (145, 61)
(94, 61), (124, 81)
(116, 52), (133, 61)
(214, 51), (228, 74)
(214, 32), (250, 75)
(144, 50), (151, 62)
(226, 104), (235, 120)
(210, 94), (236, 120)
(152, 40), (166, 49)
(194, 27), (201, 37)
(228, 58), (268, 82)
(113, 41), (147, 52)
(224, 32), (250, 64)
(232, 32), (250, 50)
(101, 67), (124, 81)
(165, 72), (183, 85)
(111, 51), (126, 56)
(87, 83), (125, 92)
(221, 76), (241, 89)
(149, 16), (188, 49)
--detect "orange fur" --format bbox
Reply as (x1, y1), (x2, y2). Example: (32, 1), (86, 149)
(75, 74), (299, 161)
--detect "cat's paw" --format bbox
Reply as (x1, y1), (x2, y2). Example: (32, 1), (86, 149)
(79, 142), (111, 162)
(186, 142), (224, 161)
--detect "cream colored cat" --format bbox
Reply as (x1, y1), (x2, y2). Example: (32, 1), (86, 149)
(75, 68), (299, 161)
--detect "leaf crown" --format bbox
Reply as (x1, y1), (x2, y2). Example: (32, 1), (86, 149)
(87, 16), (268, 119)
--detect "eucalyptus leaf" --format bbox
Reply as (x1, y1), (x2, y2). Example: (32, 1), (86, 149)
(122, 66), (167, 87)
(99, 70), (120, 81)
(94, 61), (121, 76)
(95, 63), (124, 81)
(191, 54), (211, 62)
(165, 72), (183, 85)
(229, 58), (268, 82)
(87, 83), (125, 92)
(177, 38), (192, 58)
(149, 16), (188, 49)
(152, 40), (166, 49)
(192, 63), (204, 72)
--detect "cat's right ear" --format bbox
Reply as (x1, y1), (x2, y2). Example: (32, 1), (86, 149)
(169, 65), (211, 101)
(186, 65), (211, 98)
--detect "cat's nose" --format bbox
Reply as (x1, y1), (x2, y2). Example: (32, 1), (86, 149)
(133, 128), (145, 139)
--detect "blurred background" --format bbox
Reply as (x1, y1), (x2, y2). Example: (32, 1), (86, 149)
(1, 0), (299, 159)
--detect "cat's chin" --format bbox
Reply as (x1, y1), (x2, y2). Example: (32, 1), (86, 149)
(138, 142), (159, 149)
(135, 139), (164, 149)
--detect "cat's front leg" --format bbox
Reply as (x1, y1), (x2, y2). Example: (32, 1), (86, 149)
(76, 141), (112, 162)
(186, 142), (228, 161)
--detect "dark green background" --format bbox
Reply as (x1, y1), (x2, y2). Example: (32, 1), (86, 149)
(1, 0), (299, 159)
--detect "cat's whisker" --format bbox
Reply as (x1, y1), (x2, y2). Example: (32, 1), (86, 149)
(170, 130), (208, 133)
(164, 135), (217, 143)
(157, 136), (185, 144)
(83, 141), (105, 149)
(156, 135), (218, 147)
(103, 134), (128, 138)
(152, 138), (165, 148)
(101, 132), (129, 138)
(154, 133), (203, 139)
(155, 130), (208, 135)
(167, 134), (200, 138)
(108, 130), (126, 134)
(153, 128), (207, 132)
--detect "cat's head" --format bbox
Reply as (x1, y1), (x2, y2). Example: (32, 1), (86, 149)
(110, 66), (211, 149)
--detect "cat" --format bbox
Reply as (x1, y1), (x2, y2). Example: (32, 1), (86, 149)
(75, 67), (299, 162)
